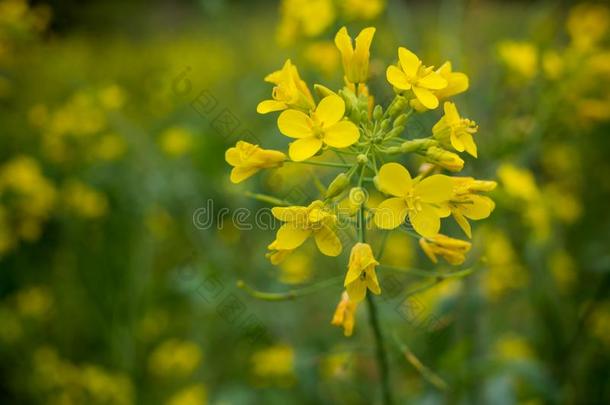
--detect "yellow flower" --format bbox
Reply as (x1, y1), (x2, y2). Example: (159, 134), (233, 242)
(344, 243), (381, 302)
(386, 47), (448, 109)
(62, 180), (108, 219)
(497, 41), (538, 79)
(373, 163), (453, 237)
(166, 384), (207, 405)
(331, 291), (358, 336)
(432, 102), (479, 157)
(270, 200), (342, 257)
(278, 95), (360, 161)
(251, 344), (295, 386)
(276, 0), (335, 45)
(334, 26), (376, 84)
(449, 177), (496, 238)
(410, 61), (469, 111)
(265, 240), (294, 265)
(225, 141), (286, 184)
(567, 3), (609, 51)
(148, 339), (202, 378)
(257, 59), (315, 114)
(419, 234), (471, 265)
(424, 146), (464, 171)
(159, 126), (193, 157)
(338, 0), (385, 20)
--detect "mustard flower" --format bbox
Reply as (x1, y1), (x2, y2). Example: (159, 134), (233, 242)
(411, 61), (469, 111)
(334, 26), (375, 84)
(449, 177), (497, 238)
(386, 47), (447, 109)
(257, 59), (315, 114)
(373, 163), (453, 237)
(331, 291), (358, 336)
(277, 95), (360, 161)
(270, 200), (341, 256)
(432, 102), (479, 158)
(225, 141), (286, 184)
(419, 234), (471, 265)
(344, 243), (381, 302)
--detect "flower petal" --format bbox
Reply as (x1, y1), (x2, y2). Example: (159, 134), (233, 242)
(377, 162), (412, 197)
(257, 100), (287, 114)
(314, 224), (342, 256)
(452, 210), (472, 238)
(230, 167), (258, 183)
(274, 223), (311, 250)
(461, 134), (478, 158)
(419, 72), (448, 90)
(398, 47), (421, 78)
(366, 268), (381, 295)
(271, 206), (309, 223)
(374, 197), (408, 229)
(315, 95), (345, 126)
(386, 65), (411, 90)
(409, 204), (441, 238)
(324, 121), (360, 148)
(412, 86), (439, 109)
(346, 280), (367, 303)
(288, 137), (323, 161)
(416, 174), (454, 203)
(460, 195), (495, 219)
(278, 109), (313, 138)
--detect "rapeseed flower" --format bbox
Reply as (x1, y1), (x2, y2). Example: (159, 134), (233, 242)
(419, 234), (471, 265)
(331, 291), (358, 336)
(432, 102), (479, 158)
(334, 26), (375, 84)
(374, 163), (453, 237)
(257, 59), (315, 114)
(278, 95), (359, 161)
(344, 243), (380, 302)
(225, 141), (286, 183)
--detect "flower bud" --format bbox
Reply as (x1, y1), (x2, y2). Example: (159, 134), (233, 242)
(468, 180), (498, 192)
(357, 154), (368, 164)
(349, 187), (368, 208)
(400, 139), (437, 153)
(380, 118), (390, 131)
(388, 95), (407, 116)
(325, 172), (350, 199)
(393, 113), (408, 128)
(424, 146), (464, 171)
(386, 125), (404, 139)
(373, 105), (383, 121)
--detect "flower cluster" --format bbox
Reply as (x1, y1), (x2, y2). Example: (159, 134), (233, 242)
(226, 26), (496, 336)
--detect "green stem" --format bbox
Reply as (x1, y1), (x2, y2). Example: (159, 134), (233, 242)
(379, 265), (476, 279)
(288, 160), (352, 168)
(357, 183), (393, 405)
(244, 192), (291, 206)
(237, 276), (343, 301)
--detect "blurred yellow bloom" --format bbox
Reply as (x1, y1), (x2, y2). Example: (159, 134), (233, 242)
(98, 84), (126, 110)
(589, 302), (610, 347)
(278, 95), (359, 161)
(279, 250), (312, 284)
(95, 133), (127, 161)
(549, 249), (577, 293)
(334, 26), (375, 84)
(449, 177), (496, 238)
(344, 242), (380, 302)
(432, 102), (479, 157)
(386, 47), (447, 109)
(166, 384), (207, 405)
(331, 291), (358, 336)
(225, 141), (286, 183)
(270, 200), (342, 257)
(148, 339), (202, 378)
(250, 344), (295, 386)
(276, 0), (335, 45)
(494, 334), (534, 361)
(542, 51), (564, 80)
(481, 229), (528, 301)
(567, 3), (609, 51)
(257, 59), (315, 114)
(497, 41), (538, 79)
(303, 41), (339, 76)
(497, 163), (540, 201)
(63, 180), (108, 219)
(266, 240), (294, 265)
(419, 234), (471, 265)
(338, 0), (385, 20)
(374, 163), (453, 237)
(159, 126), (193, 157)
(15, 285), (53, 319)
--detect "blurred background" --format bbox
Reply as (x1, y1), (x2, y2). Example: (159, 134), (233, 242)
(1, 0), (610, 403)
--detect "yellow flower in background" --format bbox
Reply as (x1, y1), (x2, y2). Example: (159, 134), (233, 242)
(15, 286), (53, 320)
(304, 41), (339, 76)
(98, 84), (126, 110)
(496, 163), (540, 201)
(338, 0), (385, 20)
(278, 95), (359, 161)
(95, 133), (127, 161)
(567, 3), (609, 51)
(497, 41), (538, 79)
(166, 384), (207, 405)
(374, 163), (453, 237)
(225, 141), (286, 183)
(276, 0), (335, 45)
(331, 291), (358, 336)
(410, 62), (469, 111)
(159, 126), (193, 157)
(386, 47), (448, 109)
(334, 26), (376, 84)
(62, 180), (108, 219)
(257, 59), (315, 114)
(548, 249), (577, 293)
(148, 339), (202, 378)
(344, 242), (381, 302)
(432, 102), (479, 157)
(494, 334), (534, 361)
(419, 234), (471, 265)
(270, 200), (342, 257)
(449, 177), (496, 238)
(251, 344), (295, 386)
(279, 250), (312, 284)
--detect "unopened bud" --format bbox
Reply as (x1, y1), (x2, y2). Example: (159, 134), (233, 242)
(349, 187), (368, 208)
(380, 118), (390, 131)
(373, 105), (383, 121)
(325, 173), (350, 199)
(357, 154), (368, 164)
(468, 180), (498, 192)
(388, 95), (407, 116)
(424, 147), (464, 171)
(400, 139), (437, 153)
(386, 125), (404, 139)
(393, 113), (408, 128)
